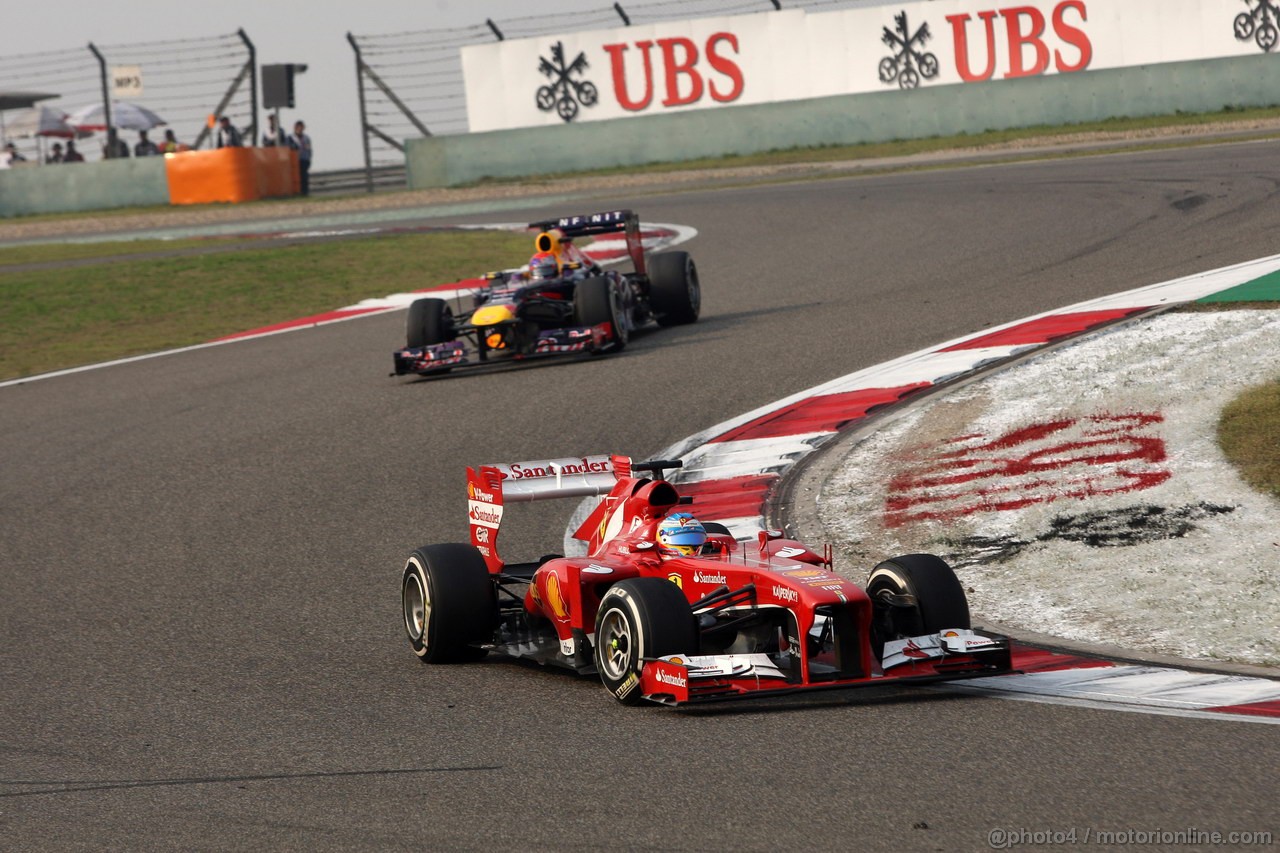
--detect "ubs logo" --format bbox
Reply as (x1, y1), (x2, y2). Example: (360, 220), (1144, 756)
(1234, 0), (1280, 52)
(537, 41), (599, 122)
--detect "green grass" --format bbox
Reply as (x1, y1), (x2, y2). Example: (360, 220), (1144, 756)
(1218, 377), (1280, 500)
(0, 238), (223, 266)
(0, 229), (531, 379)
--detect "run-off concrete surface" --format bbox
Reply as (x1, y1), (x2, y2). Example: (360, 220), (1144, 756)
(813, 309), (1280, 666)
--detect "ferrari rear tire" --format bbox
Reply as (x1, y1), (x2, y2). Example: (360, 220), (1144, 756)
(594, 578), (697, 705)
(406, 298), (454, 349)
(648, 251), (701, 327)
(402, 543), (496, 663)
(867, 554), (969, 655)
(574, 276), (628, 353)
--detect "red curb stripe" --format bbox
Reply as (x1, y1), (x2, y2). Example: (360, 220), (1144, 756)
(711, 384), (931, 443)
(940, 309), (1148, 351)
(212, 307), (387, 342)
(679, 474), (778, 521)
(1203, 700), (1280, 718)
(1009, 643), (1115, 673)
(413, 276), (488, 294)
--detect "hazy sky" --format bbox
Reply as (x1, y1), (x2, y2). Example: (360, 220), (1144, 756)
(1, 1), (607, 170)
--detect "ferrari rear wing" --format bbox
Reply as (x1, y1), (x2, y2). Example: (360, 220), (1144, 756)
(466, 454), (684, 572)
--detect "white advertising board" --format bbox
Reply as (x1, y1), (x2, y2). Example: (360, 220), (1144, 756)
(462, 0), (1274, 133)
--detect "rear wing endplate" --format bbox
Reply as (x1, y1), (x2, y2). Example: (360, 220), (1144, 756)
(466, 454), (620, 573)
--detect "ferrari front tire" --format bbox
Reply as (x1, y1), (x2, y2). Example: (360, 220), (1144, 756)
(402, 543), (496, 663)
(593, 578), (697, 705)
(866, 554), (970, 654)
(648, 251), (701, 327)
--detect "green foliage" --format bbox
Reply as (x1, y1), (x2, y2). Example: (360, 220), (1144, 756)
(1218, 378), (1280, 499)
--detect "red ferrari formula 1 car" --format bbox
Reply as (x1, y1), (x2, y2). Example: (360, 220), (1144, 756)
(400, 455), (1013, 705)
(392, 210), (700, 377)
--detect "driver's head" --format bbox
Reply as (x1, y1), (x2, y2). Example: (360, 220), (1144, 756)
(656, 512), (707, 558)
(529, 251), (560, 281)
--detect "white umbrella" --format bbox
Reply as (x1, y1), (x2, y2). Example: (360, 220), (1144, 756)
(4, 105), (78, 139)
(67, 100), (166, 132)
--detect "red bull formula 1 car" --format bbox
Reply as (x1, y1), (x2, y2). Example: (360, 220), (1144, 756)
(400, 454), (1013, 706)
(392, 210), (700, 377)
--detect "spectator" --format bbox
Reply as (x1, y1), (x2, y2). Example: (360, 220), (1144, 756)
(3, 142), (27, 167)
(158, 129), (185, 154)
(262, 114), (286, 147)
(288, 120), (313, 196)
(216, 116), (243, 148)
(104, 135), (130, 159)
(46, 142), (64, 164)
(134, 130), (158, 157)
(63, 140), (84, 162)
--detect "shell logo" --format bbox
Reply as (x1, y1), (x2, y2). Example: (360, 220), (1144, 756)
(785, 569), (823, 579)
(468, 482), (475, 499)
(545, 573), (569, 619)
(666, 572), (683, 589)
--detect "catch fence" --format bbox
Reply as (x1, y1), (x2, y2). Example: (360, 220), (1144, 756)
(0, 32), (256, 162)
(344, 0), (883, 190)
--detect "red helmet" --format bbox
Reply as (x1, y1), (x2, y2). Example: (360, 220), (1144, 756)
(529, 251), (560, 281)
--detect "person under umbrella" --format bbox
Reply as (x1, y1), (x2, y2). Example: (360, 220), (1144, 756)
(67, 100), (166, 133)
(134, 130), (158, 157)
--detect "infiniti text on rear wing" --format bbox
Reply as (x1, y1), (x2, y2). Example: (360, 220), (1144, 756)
(527, 209), (646, 277)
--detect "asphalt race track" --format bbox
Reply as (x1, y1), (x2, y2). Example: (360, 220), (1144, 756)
(4, 142), (1280, 850)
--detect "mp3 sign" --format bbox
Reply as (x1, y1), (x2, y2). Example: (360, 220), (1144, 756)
(462, 0), (1273, 133)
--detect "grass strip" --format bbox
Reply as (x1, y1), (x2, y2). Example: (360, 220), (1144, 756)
(1218, 377), (1280, 499)
(0, 229), (530, 380)
(0, 238), (223, 267)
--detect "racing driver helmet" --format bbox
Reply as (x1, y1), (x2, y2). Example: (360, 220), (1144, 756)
(528, 251), (560, 282)
(656, 512), (707, 558)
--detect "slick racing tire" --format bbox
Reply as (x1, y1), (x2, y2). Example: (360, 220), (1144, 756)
(866, 554), (970, 656)
(574, 276), (628, 353)
(406, 298), (454, 349)
(648, 251), (701, 327)
(594, 579), (697, 705)
(402, 543), (496, 663)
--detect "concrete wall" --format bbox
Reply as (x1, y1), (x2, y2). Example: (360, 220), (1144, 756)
(406, 54), (1279, 189)
(0, 156), (169, 218)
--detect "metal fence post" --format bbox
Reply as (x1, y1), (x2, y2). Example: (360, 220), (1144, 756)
(87, 42), (115, 158)
(346, 32), (375, 194)
(238, 29), (258, 147)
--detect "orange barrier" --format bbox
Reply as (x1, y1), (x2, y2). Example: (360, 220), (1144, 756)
(164, 147), (300, 205)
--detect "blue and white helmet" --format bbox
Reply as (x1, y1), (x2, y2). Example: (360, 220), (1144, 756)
(656, 512), (707, 558)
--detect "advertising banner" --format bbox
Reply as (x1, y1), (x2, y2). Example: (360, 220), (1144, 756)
(462, 0), (1275, 133)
